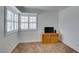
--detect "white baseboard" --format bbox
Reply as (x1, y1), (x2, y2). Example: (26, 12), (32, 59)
(62, 40), (79, 52)
(9, 42), (18, 53)
(18, 40), (40, 43)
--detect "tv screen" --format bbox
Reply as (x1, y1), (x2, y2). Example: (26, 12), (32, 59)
(44, 27), (54, 33)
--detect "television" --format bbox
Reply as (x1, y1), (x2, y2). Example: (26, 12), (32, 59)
(44, 27), (54, 33)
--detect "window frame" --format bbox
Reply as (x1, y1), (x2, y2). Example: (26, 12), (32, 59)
(28, 16), (37, 30)
(4, 7), (19, 35)
(20, 15), (29, 30)
(4, 7), (38, 36)
(20, 14), (38, 31)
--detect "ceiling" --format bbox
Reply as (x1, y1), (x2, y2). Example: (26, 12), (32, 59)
(16, 6), (68, 14)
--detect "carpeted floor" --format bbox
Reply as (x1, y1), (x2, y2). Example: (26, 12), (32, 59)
(12, 42), (77, 53)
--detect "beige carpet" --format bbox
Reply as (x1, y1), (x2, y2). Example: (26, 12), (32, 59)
(12, 42), (77, 53)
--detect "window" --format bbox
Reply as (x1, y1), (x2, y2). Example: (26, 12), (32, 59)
(29, 16), (37, 29)
(6, 9), (18, 32)
(6, 8), (37, 33)
(21, 16), (28, 30)
(14, 14), (18, 30)
(20, 15), (37, 30)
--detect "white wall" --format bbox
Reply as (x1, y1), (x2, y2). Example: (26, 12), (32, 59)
(19, 12), (59, 43)
(59, 6), (79, 52)
(0, 6), (18, 53)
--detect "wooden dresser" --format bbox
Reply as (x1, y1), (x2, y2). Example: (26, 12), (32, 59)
(42, 33), (60, 44)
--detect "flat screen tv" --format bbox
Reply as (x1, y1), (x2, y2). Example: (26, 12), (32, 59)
(44, 27), (54, 33)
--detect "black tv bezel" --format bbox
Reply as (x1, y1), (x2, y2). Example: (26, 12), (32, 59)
(44, 27), (54, 33)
